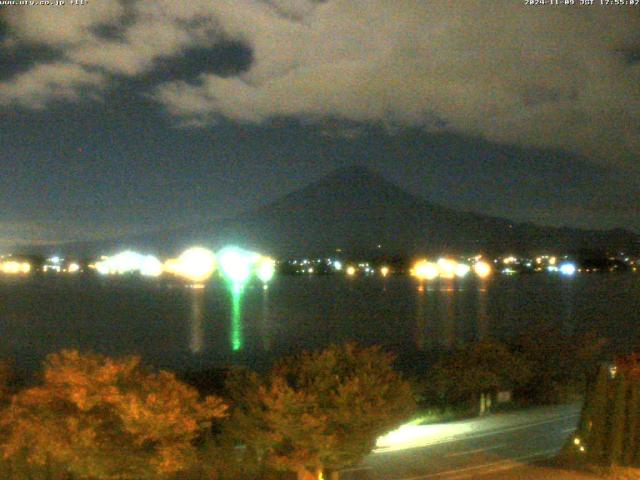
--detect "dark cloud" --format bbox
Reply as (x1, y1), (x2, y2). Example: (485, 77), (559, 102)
(0, 0), (638, 245)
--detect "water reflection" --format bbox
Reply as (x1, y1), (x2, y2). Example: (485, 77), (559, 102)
(440, 281), (456, 349)
(412, 280), (495, 350)
(189, 288), (205, 354)
(476, 283), (489, 341)
(414, 284), (426, 350)
(230, 284), (244, 351)
(1, 274), (637, 374)
(261, 286), (273, 351)
(560, 278), (576, 335)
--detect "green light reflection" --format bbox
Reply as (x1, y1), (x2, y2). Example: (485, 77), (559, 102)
(230, 282), (245, 351)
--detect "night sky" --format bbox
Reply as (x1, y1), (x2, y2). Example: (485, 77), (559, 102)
(0, 0), (638, 249)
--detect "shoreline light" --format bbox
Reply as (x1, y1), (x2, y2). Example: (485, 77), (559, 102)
(437, 258), (457, 279)
(559, 262), (577, 276)
(473, 261), (492, 279)
(454, 263), (471, 278)
(95, 251), (164, 277)
(257, 256), (276, 283)
(165, 247), (216, 283)
(0, 260), (31, 274)
(413, 260), (438, 281)
(218, 246), (257, 285)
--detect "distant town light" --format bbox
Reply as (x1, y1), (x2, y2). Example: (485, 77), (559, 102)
(346, 266), (356, 276)
(94, 251), (140, 275)
(473, 261), (492, 279)
(380, 266), (390, 277)
(559, 263), (577, 276)
(0, 260), (31, 275)
(67, 263), (80, 273)
(218, 246), (256, 285)
(333, 260), (343, 271)
(256, 256), (276, 283)
(437, 258), (457, 279)
(165, 247), (217, 283)
(140, 255), (163, 277)
(413, 260), (438, 281)
(94, 250), (164, 277)
(455, 263), (471, 278)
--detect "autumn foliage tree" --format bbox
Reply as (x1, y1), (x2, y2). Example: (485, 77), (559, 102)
(431, 340), (532, 412)
(0, 360), (12, 404)
(0, 350), (226, 480)
(226, 343), (415, 480)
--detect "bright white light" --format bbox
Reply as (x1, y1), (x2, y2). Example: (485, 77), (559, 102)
(179, 247), (216, 281)
(473, 261), (492, 279)
(333, 260), (343, 271)
(165, 247), (216, 283)
(95, 251), (141, 275)
(380, 266), (390, 277)
(559, 263), (576, 276)
(455, 263), (471, 278)
(375, 421), (474, 453)
(67, 263), (80, 273)
(94, 251), (163, 277)
(257, 256), (276, 283)
(437, 258), (457, 279)
(413, 260), (439, 281)
(218, 246), (256, 285)
(346, 266), (357, 276)
(0, 261), (31, 274)
(140, 255), (163, 277)
(95, 257), (111, 275)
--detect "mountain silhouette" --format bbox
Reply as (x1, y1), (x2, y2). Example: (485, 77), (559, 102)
(27, 166), (639, 257)
(178, 165), (638, 257)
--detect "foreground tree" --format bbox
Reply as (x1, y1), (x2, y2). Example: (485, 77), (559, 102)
(0, 360), (12, 404)
(431, 340), (532, 413)
(514, 328), (606, 404)
(226, 344), (415, 480)
(569, 354), (640, 468)
(0, 350), (226, 479)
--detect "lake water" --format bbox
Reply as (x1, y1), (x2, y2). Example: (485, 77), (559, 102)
(1, 274), (638, 374)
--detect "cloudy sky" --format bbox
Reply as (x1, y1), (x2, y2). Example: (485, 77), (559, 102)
(0, 0), (638, 248)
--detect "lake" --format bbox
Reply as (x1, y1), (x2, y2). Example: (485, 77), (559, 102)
(0, 273), (638, 374)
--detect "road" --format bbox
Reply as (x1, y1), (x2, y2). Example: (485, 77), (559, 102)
(342, 403), (581, 480)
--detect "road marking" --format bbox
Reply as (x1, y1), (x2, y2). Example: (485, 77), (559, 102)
(446, 444), (506, 457)
(396, 449), (558, 480)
